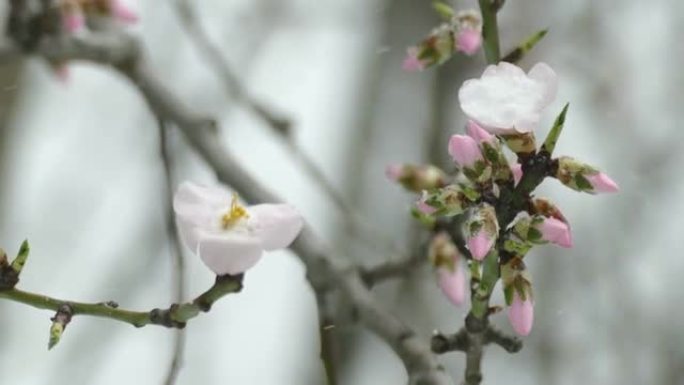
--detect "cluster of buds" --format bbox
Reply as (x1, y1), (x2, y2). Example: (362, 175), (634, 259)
(402, 6), (482, 72)
(388, 61), (619, 336)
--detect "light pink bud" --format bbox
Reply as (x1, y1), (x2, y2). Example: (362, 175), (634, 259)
(586, 172), (619, 194)
(385, 164), (403, 181)
(53, 65), (70, 83)
(402, 47), (424, 72)
(416, 191), (437, 215)
(510, 163), (523, 186)
(466, 120), (496, 144)
(63, 12), (85, 33)
(538, 217), (572, 248)
(466, 229), (494, 261)
(448, 135), (483, 168)
(456, 28), (482, 56)
(508, 291), (534, 336)
(438, 266), (466, 306)
(111, 0), (139, 24)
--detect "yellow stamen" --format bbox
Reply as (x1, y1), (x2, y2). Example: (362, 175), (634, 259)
(221, 193), (249, 229)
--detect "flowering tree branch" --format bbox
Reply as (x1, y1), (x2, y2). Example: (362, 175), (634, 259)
(2, 6), (451, 385)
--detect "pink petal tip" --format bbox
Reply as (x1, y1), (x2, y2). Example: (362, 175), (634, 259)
(508, 293), (534, 336)
(456, 28), (482, 56)
(467, 230), (493, 261)
(586, 172), (619, 194)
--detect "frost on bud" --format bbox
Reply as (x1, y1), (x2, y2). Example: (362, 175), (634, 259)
(464, 204), (499, 261)
(385, 164), (447, 193)
(501, 258), (534, 336)
(428, 232), (466, 306)
(555, 157), (619, 194)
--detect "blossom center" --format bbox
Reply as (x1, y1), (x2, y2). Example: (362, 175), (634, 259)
(221, 193), (249, 229)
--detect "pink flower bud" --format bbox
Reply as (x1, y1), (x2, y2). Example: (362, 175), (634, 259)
(510, 163), (523, 186)
(385, 164), (403, 181)
(448, 135), (483, 168)
(466, 229), (494, 261)
(466, 120), (496, 144)
(586, 172), (619, 194)
(456, 28), (482, 56)
(508, 291), (534, 336)
(110, 0), (139, 24)
(402, 47), (424, 72)
(63, 12), (85, 33)
(416, 191), (437, 215)
(537, 217), (572, 248)
(438, 266), (466, 306)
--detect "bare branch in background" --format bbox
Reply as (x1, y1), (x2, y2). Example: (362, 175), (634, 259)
(158, 119), (188, 385)
(171, 0), (404, 261)
(2, 27), (452, 385)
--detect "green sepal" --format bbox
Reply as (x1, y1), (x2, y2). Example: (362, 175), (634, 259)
(410, 207), (436, 228)
(502, 29), (548, 64)
(432, 2), (455, 20)
(575, 174), (593, 191)
(11, 240), (29, 274)
(503, 238), (532, 255)
(48, 322), (63, 350)
(503, 285), (514, 306)
(541, 103), (569, 155)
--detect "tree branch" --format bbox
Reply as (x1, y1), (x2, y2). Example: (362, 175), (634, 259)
(170, 0), (403, 261)
(3, 28), (453, 384)
(158, 118), (188, 385)
(0, 274), (243, 329)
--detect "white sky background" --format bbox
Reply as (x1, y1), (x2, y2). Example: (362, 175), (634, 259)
(0, 0), (683, 384)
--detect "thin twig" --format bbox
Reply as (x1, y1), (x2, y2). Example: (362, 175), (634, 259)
(171, 0), (404, 260)
(158, 119), (188, 385)
(0, 274), (243, 328)
(12, 30), (453, 384)
(172, 0), (290, 134)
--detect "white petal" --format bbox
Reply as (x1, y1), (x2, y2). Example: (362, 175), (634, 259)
(173, 181), (231, 217)
(527, 62), (558, 108)
(197, 232), (263, 275)
(458, 62), (558, 135)
(248, 204), (303, 250)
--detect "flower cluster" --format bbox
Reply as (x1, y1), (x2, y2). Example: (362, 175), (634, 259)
(387, 61), (618, 336)
(402, 7), (482, 72)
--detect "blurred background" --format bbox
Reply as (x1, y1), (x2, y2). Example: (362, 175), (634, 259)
(0, 0), (683, 384)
